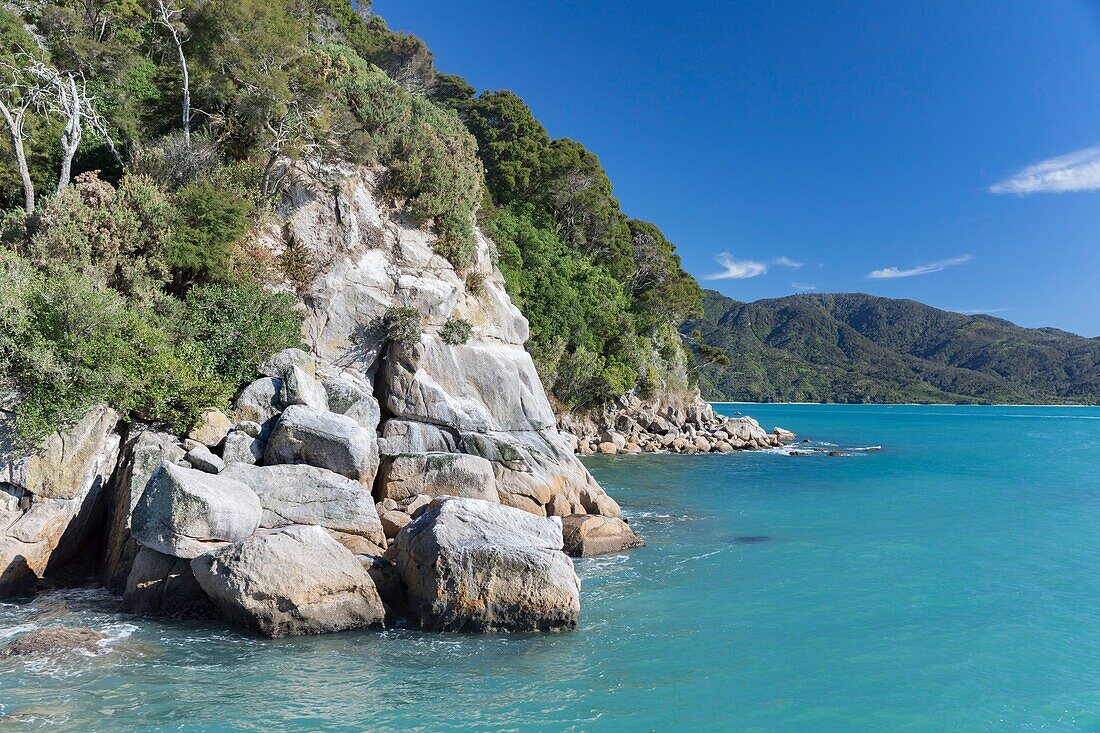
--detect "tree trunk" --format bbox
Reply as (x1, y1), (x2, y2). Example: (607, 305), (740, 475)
(0, 101), (34, 214)
(56, 76), (82, 195)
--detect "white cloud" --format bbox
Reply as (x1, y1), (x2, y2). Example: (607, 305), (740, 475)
(956, 307), (1008, 315)
(991, 146), (1100, 194)
(867, 254), (972, 279)
(792, 282), (817, 290)
(706, 253), (769, 280)
(773, 256), (804, 269)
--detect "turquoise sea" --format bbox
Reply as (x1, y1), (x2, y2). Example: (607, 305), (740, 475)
(2, 404), (1100, 732)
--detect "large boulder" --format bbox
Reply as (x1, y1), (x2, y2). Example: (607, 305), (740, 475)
(560, 515), (644, 557)
(382, 335), (556, 433)
(222, 463), (384, 545)
(390, 498), (580, 632)
(190, 524), (385, 638)
(102, 428), (186, 591)
(263, 405), (378, 485)
(131, 463), (262, 559)
(323, 375), (380, 431)
(233, 377), (283, 436)
(378, 420), (458, 456)
(280, 365), (329, 411)
(0, 405), (121, 596)
(375, 453), (497, 504)
(122, 545), (215, 618)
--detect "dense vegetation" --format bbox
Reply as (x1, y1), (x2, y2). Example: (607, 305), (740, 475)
(0, 1), (492, 444)
(0, 1), (707, 443)
(687, 291), (1100, 404)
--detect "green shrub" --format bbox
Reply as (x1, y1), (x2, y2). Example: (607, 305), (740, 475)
(383, 306), (423, 347)
(440, 316), (472, 345)
(174, 283), (304, 393)
(23, 172), (174, 299)
(169, 182), (253, 286)
(0, 252), (223, 445)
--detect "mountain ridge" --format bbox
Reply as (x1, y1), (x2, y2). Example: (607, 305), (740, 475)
(685, 290), (1100, 404)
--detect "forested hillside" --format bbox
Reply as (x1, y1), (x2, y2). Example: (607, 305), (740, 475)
(0, 1), (702, 445)
(686, 291), (1100, 404)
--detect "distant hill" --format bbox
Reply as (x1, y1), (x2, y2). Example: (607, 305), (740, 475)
(684, 291), (1100, 404)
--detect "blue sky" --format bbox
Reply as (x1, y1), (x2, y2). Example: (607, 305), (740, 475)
(373, 1), (1100, 336)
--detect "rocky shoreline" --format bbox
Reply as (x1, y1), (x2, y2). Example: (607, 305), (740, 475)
(0, 165), (787, 646)
(564, 392), (796, 456)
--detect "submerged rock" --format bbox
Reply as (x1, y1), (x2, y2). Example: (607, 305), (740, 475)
(131, 463), (262, 559)
(190, 525), (385, 638)
(0, 627), (106, 658)
(560, 515), (644, 557)
(390, 498), (580, 632)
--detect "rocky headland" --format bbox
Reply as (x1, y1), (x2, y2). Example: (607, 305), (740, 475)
(0, 165), (789, 642)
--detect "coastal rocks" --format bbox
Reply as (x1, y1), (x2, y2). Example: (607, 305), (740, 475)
(280, 365), (329, 411)
(375, 453), (497, 503)
(259, 348), (316, 380)
(390, 498), (580, 632)
(233, 377), (283, 435)
(0, 627), (105, 658)
(190, 525), (385, 638)
(222, 463), (384, 545)
(131, 463), (262, 559)
(184, 444), (224, 474)
(122, 546), (215, 618)
(568, 392), (796, 457)
(102, 428), (186, 591)
(561, 515), (644, 557)
(186, 408), (233, 448)
(0, 405), (122, 596)
(263, 405), (378, 485)
(382, 335), (556, 433)
(222, 429), (264, 466)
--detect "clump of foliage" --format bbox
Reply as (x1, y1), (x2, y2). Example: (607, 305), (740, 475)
(383, 306), (423, 347)
(440, 316), (472, 345)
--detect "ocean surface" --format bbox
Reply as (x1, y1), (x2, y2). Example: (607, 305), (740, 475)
(2, 404), (1100, 732)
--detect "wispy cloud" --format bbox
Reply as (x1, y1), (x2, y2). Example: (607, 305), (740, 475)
(792, 282), (817, 290)
(773, 256), (804, 269)
(991, 146), (1100, 194)
(956, 307), (1008, 315)
(706, 253), (768, 280)
(705, 253), (804, 280)
(867, 254), (972, 280)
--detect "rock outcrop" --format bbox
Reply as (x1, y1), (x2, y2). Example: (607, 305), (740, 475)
(566, 391), (796, 455)
(261, 164), (622, 520)
(0, 406), (121, 595)
(375, 453), (497, 503)
(390, 498), (580, 632)
(190, 524), (385, 638)
(222, 463), (385, 545)
(561, 515), (644, 558)
(131, 463), (262, 559)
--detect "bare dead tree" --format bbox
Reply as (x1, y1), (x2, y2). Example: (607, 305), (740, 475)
(153, 0), (191, 143)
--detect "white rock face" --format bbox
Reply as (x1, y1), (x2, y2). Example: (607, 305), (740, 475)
(0, 406), (121, 595)
(103, 428), (186, 590)
(390, 498), (580, 632)
(257, 165), (624, 520)
(131, 463), (262, 559)
(222, 463), (384, 545)
(190, 524), (385, 638)
(263, 405), (378, 485)
(281, 365), (329, 411)
(376, 453), (498, 503)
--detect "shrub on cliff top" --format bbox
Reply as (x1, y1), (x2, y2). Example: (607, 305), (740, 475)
(383, 306), (423, 347)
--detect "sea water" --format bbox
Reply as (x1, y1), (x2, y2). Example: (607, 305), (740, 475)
(2, 404), (1099, 732)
